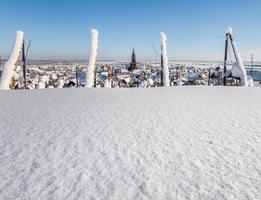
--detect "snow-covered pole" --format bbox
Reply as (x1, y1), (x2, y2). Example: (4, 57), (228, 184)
(75, 65), (79, 88)
(160, 46), (164, 87)
(223, 31), (229, 86)
(0, 31), (24, 89)
(85, 29), (99, 88)
(22, 40), (27, 89)
(160, 32), (170, 87)
(226, 27), (248, 86)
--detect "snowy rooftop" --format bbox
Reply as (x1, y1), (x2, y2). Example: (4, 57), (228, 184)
(0, 87), (260, 199)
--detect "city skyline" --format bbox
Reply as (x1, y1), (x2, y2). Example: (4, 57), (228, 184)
(0, 0), (261, 61)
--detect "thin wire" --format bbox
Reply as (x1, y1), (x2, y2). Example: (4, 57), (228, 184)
(152, 42), (161, 58)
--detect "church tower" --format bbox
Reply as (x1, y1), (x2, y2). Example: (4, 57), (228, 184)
(129, 48), (137, 71)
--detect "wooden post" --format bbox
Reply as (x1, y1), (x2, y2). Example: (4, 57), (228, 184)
(22, 40), (27, 89)
(223, 34), (229, 86)
(94, 67), (97, 87)
(251, 54), (254, 77)
(75, 65), (79, 88)
(208, 68), (211, 86)
(160, 45), (164, 87)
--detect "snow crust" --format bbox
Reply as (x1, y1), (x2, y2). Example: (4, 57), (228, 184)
(0, 31), (24, 89)
(85, 29), (99, 88)
(0, 87), (260, 199)
(160, 32), (170, 87)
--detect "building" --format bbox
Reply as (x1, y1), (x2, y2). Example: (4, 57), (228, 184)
(128, 48), (137, 71)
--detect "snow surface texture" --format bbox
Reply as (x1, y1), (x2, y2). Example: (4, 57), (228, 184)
(85, 29), (99, 88)
(0, 31), (24, 90)
(160, 32), (170, 87)
(0, 87), (260, 200)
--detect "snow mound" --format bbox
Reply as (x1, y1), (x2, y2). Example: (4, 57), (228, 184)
(0, 87), (260, 199)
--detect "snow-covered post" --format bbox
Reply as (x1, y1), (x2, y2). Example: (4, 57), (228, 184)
(57, 78), (64, 88)
(226, 27), (248, 86)
(37, 76), (49, 89)
(160, 32), (170, 87)
(0, 31), (24, 89)
(104, 79), (111, 88)
(85, 29), (99, 88)
(230, 43), (248, 86)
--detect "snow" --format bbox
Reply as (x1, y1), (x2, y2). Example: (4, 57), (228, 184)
(0, 31), (24, 89)
(37, 76), (49, 89)
(104, 79), (111, 88)
(160, 32), (170, 87)
(230, 40), (248, 86)
(226, 26), (233, 35)
(0, 87), (260, 199)
(226, 26), (248, 86)
(57, 79), (65, 88)
(85, 29), (99, 88)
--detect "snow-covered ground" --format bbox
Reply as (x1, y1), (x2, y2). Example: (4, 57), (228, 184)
(0, 87), (260, 200)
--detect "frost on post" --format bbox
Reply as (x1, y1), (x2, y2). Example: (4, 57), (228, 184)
(160, 32), (170, 87)
(226, 27), (248, 86)
(36, 76), (49, 89)
(0, 31), (24, 89)
(85, 29), (99, 88)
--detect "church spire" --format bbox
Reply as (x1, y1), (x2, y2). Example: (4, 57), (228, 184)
(130, 48), (137, 71)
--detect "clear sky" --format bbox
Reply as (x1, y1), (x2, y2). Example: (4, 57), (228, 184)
(0, 0), (260, 61)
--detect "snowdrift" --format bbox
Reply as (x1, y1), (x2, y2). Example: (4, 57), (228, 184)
(0, 87), (260, 199)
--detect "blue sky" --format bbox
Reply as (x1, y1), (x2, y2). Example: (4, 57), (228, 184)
(0, 0), (260, 61)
